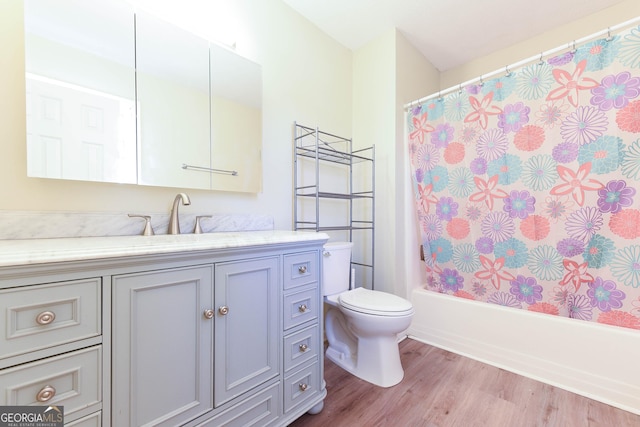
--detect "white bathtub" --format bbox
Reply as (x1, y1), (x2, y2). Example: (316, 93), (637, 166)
(407, 288), (640, 415)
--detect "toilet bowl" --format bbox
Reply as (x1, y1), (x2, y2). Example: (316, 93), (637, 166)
(323, 242), (414, 388)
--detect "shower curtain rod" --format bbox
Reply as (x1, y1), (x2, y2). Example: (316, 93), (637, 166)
(404, 15), (640, 111)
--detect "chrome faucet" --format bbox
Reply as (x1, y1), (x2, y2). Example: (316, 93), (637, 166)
(168, 193), (191, 234)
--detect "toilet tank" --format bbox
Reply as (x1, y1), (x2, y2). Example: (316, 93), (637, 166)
(322, 241), (353, 296)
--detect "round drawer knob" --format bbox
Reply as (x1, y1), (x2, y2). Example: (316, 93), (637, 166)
(219, 306), (229, 316)
(299, 343), (308, 352)
(36, 311), (56, 326)
(299, 383), (309, 392)
(204, 309), (214, 319)
(36, 385), (56, 402)
(298, 265), (307, 274)
(298, 304), (307, 313)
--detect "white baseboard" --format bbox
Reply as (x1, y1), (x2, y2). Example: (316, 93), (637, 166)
(407, 289), (640, 415)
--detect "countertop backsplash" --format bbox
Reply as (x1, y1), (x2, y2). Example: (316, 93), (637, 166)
(0, 211), (274, 240)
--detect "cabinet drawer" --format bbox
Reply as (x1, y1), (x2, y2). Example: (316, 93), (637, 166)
(0, 278), (101, 360)
(65, 411), (101, 427)
(283, 287), (318, 330)
(284, 363), (320, 413)
(284, 252), (318, 290)
(0, 346), (101, 419)
(284, 324), (319, 373)
(199, 381), (280, 427)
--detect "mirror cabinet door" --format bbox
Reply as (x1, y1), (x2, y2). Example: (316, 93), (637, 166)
(135, 10), (211, 190)
(24, 0), (137, 184)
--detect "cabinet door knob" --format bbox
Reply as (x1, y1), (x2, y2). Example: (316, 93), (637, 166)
(298, 343), (308, 352)
(36, 385), (56, 402)
(298, 265), (307, 274)
(219, 306), (229, 315)
(298, 383), (308, 392)
(36, 311), (56, 326)
(204, 309), (215, 319)
(298, 304), (307, 313)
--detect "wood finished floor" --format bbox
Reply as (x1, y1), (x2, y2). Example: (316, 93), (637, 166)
(289, 338), (640, 427)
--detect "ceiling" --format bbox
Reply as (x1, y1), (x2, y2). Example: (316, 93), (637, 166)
(282, 0), (628, 71)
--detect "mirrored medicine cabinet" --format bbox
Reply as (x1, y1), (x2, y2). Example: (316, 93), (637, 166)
(24, 0), (262, 192)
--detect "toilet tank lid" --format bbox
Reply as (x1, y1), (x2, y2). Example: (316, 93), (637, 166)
(324, 241), (354, 250)
(339, 287), (413, 314)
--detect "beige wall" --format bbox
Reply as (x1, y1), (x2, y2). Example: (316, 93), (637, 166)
(1, 0), (352, 230)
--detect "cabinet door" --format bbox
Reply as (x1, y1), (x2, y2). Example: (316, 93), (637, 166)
(214, 257), (279, 407)
(112, 265), (214, 427)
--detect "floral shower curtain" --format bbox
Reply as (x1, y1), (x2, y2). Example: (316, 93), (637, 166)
(407, 23), (640, 331)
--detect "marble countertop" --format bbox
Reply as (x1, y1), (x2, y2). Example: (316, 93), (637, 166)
(0, 231), (330, 267)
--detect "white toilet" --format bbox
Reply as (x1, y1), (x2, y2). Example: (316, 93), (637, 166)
(323, 241), (414, 388)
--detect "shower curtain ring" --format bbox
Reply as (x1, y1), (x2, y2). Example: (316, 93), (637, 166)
(571, 41), (576, 53)
(538, 53), (544, 65)
(606, 27), (613, 42)
(505, 65), (512, 77)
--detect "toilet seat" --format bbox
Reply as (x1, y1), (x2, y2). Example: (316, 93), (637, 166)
(338, 287), (414, 317)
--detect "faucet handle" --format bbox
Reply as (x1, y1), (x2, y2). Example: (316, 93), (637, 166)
(194, 215), (212, 234)
(128, 214), (155, 236)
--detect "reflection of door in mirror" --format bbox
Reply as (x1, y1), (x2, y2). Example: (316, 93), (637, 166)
(24, 0), (137, 184)
(210, 44), (262, 193)
(136, 10), (211, 190)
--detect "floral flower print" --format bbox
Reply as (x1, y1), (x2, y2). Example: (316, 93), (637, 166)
(528, 302), (560, 315)
(470, 157), (488, 175)
(452, 243), (481, 273)
(550, 163), (604, 206)
(431, 123), (455, 148)
(510, 275), (543, 304)
(444, 142), (465, 164)
(425, 238), (453, 265)
(464, 92), (503, 129)
(481, 211), (515, 243)
(565, 207), (603, 242)
(440, 268), (464, 293)
(597, 180), (635, 213)
(414, 143), (440, 171)
(552, 141), (579, 164)
(573, 37), (619, 72)
(591, 71), (640, 111)
(546, 59), (599, 107)
(619, 25), (640, 68)
(423, 165), (449, 192)
(421, 214), (442, 241)
(454, 290), (476, 300)
(444, 92), (471, 122)
(447, 218), (470, 240)
(482, 76), (516, 102)
(621, 139), (640, 180)
(578, 136), (624, 174)
(583, 234), (615, 269)
(469, 175), (509, 210)
(447, 167), (475, 198)
(503, 190), (535, 219)
(560, 259), (594, 291)
(472, 281), (488, 296)
(522, 154), (558, 191)
(527, 245), (564, 281)
(543, 195), (573, 223)
(548, 51), (574, 67)
(536, 101), (570, 129)
(520, 215), (550, 241)
(498, 102), (530, 133)
(409, 112), (434, 143)
(487, 154), (523, 186)
(610, 245), (640, 288)
(552, 285), (570, 307)
(557, 238), (585, 258)
(597, 311), (640, 329)
(616, 100), (640, 133)
(436, 196), (459, 221)
(560, 105), (608, 145)
(516, 62), (554, 100)
(567, 294), (593, 321)
(417, 183), (438, 214)
(461, 124), (480, 144)
(609, 209), (640, 239)
(464, 202), (487, 223)
(421, 98), (445, 121)
(494, 238), (529, 268)
(475, 255), (515, 290)
(587, 277), (625, 312)
(514, 124), (545, 151)
(487, 291), (522, 308)
(476, 128), (509, 161)
(475, 237), (494, 254)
